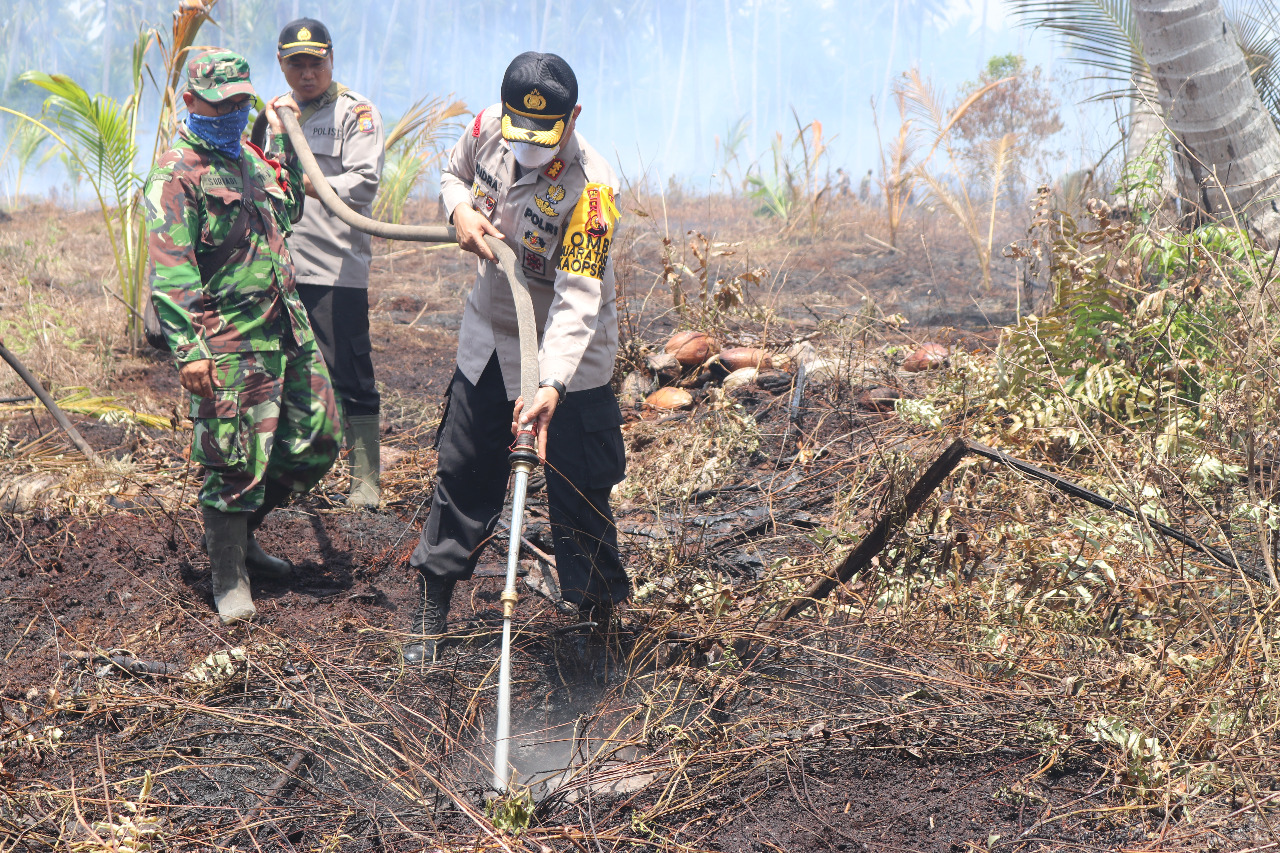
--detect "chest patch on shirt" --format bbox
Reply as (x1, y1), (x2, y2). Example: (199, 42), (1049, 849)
(522, 247), (547, 277)
(472, 183), (497, 216)
(523, 230), (548, 254)
(534, 183), (565, 217)
(522, 206), (559, 237)
(353, 104), (375, 133)
(557, 183), (620, 280)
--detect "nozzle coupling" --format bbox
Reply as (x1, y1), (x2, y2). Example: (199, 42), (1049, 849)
(509, 426), (539, 471)
(500, 588), (519, 618)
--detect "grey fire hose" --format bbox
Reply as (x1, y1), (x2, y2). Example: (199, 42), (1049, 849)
(275, 109), (538, 793)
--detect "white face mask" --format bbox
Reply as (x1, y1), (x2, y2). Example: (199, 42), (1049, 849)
(510, 140), (558, 169)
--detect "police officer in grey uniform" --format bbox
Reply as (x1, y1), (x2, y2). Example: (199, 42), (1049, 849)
(403, 52), (628, 663)
(273, 18), (386, 507)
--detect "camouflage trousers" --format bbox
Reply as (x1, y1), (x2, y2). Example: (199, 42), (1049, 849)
(189, 343), (343, 513)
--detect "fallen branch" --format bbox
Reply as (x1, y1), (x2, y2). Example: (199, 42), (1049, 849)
(775, 437), (1261, 623)
(0, 340), (99, 465)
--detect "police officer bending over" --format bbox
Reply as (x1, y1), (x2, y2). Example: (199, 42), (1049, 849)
(144, 50), (342, 624)
(404, 52), (629, 662)
(272, 18), (386, 507)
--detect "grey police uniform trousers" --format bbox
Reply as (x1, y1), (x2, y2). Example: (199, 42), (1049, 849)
(410, 354), (630, 606)
(296, 284), (380, 418)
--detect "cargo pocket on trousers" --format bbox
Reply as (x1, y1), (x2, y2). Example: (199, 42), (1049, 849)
(190, 388), (245, 470)
(350, 332), (376, 394)
(579, 398), (626, 489)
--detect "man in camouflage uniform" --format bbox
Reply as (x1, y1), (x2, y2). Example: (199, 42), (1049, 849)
(403, 52), (628, 663)
(144, 49), (342, 624)
(271, 18), (386, 508)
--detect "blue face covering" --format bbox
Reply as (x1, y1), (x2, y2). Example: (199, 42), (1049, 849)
(187, 104), (251, 159)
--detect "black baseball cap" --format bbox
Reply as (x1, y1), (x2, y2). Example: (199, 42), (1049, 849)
(277, 18), (332, 59)
(500, 52), (577, 148)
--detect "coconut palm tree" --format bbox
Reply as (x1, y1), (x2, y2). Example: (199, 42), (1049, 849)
(1133, 0), (1280, 241)
(1009, 0), (1280, 240)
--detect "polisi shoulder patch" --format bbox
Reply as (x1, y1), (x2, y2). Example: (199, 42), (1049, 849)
(556, 183), (620, 281)
(353, 103), (376, 133)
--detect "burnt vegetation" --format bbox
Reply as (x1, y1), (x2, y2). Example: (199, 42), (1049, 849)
(6, 5), (1280, 852)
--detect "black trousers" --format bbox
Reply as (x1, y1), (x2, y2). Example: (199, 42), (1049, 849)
(296, 283), (380, 418)
(410, 354), (630, 606)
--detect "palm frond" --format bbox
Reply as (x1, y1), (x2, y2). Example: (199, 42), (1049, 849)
(1006, 0), (1149, 84)
(385, 96), (469, 151)
(20, 72), (138, 208)
(1225, 0), (1280, 123)
(373, 96), (468, 223)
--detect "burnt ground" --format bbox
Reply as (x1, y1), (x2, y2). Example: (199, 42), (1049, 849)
(0, 200), (1255, 850)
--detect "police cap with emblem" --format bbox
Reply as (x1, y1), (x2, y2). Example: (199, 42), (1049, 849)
(500, 51), (577, 148)
(277, 18), (333, 59)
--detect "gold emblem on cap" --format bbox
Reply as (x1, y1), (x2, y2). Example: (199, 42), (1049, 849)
(524, 89), (547, 111)
(298, 26), (312, 40)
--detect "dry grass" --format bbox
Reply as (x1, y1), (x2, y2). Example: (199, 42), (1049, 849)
(0, 207), (128, 401)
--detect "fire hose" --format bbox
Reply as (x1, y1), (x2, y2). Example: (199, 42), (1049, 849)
(274, 108), (536, 793)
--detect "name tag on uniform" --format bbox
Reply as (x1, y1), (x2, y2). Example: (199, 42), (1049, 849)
(201, 173), (243, 192)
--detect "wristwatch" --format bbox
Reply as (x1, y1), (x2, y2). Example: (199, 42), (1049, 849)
(538, 378), (566, 402)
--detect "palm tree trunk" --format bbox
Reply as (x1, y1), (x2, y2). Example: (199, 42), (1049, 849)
(1133, 0), (1280, 242)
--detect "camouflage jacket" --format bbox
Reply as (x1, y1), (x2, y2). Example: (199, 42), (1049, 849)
(144, 124), (312, 363)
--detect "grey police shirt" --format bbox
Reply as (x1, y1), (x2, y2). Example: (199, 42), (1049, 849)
(440, 104), (622, 400)
(273, 84), (385, 288)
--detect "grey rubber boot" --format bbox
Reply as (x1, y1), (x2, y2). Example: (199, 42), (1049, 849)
(403, 574), (455, 664)
(347, 414), (381, 508)
(245, 480), (294, 580)
(202, 507), (255, 625)
(246, 536), (293, 581)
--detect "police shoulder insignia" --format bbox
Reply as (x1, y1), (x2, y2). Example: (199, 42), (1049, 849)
(353, 103), (375, 134)
(472, 109), (484, 138)
(543, 158), (565, 179)
(556, 183), (620, 280)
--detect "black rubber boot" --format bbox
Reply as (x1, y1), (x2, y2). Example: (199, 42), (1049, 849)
(402, 574), (456, 664)
(245, 480), (295, 580)
(202, 507), (255, 625)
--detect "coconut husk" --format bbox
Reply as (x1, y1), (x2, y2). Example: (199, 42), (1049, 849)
(619, 371), (655, 408)
(856, 386), (902, 412)
(646, 352), (682, 386)
(666, 331), (720, 368)
(645, 387), (694, 410)
(902, 343), (948, 372)
(719, 347), (772, 371)
(722, 367), (759, 393)
(755, 370), (794, 395)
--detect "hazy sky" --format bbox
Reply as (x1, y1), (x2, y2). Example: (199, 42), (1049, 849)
(1, 0), (1109, 198)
